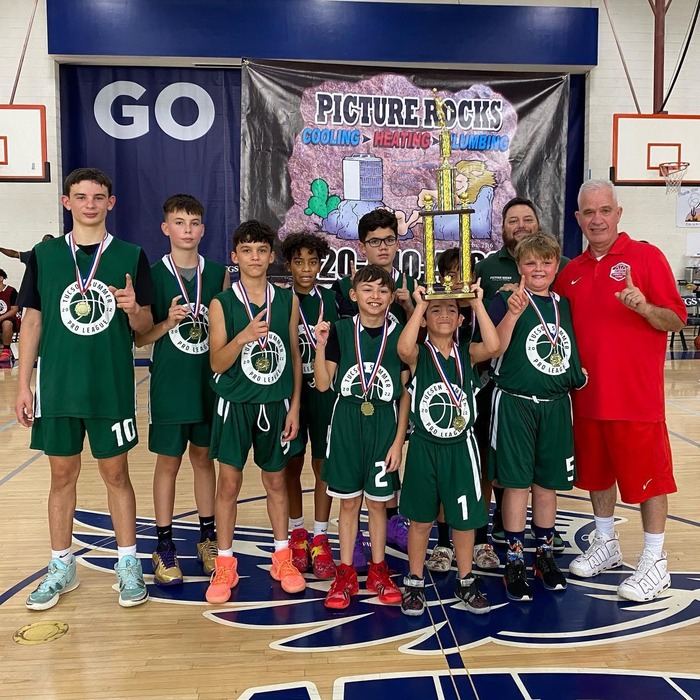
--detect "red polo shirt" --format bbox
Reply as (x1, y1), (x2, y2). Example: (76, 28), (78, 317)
(553, 232), (686, 422)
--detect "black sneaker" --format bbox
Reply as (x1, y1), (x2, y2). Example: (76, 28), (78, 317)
(455, 574), (490, 615)
(503, 559), (533, 602)
(534, 547), (567, 591)
(401, 575), (426, 617)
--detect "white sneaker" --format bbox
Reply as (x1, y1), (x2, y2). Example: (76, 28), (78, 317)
(426, 545), (454, 573)
(569, 529), (623, 578)
(617, 549), (670, 602)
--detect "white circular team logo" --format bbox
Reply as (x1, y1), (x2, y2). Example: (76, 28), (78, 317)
(59, 281), (116, 336)
(339, 363), (395, 401)
(169, 304), (210, 355)
(298, 323), (315, 375)
(419, 382), (471, 438)
(241, 331), (287, 385)
(525, 324), (572, 375)
(0, 300), (7, 315)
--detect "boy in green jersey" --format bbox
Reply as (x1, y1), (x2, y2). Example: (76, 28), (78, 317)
(16, 168), (154, 610)
(135, 195), (228, 586)
(280, 232), (338, 580)
(205, 220), (305, 604)
(397, 281), (500, 616)
(314, 265), (411, 609)
(487, 233), (587, 602)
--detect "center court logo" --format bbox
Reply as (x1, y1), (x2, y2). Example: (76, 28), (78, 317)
(66, 504), (700, 656)
(169, 304), (210, 355)
(417, 382), (471, 438)
(241, 332), (286, 385)
(525, 324), (572, 375)
(59, 281), (116, 335)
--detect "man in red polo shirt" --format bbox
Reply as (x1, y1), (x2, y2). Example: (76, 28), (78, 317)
(554, 179), (686, 602)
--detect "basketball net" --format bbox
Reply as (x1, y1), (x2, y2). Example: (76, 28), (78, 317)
(659, 161), (690, 195)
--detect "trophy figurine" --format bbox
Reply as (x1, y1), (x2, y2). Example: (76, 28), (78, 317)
(419, 89), (476, 299)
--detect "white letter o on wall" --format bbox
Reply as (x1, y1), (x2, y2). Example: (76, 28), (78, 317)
(155, 82), (216, 141)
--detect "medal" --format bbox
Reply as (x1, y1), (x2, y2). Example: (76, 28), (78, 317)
(75, 300), (91, 317)
(452, 415), (467, 431)
(425, 338), (466, 431)
(354, 315), (389, 413)
(166, 254), (203, 328)
(255, 356), (271, 372)
(525, 290), (562, 367)
(360, 401), (375, 416)
(236, 280), (272, 364)
(69, 231), (107, 314)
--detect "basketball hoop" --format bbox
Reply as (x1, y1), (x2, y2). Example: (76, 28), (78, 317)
(659, 161), (690, 195)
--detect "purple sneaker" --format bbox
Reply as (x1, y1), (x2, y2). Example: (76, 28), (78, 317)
(387, 515), (409, 553)
(353, 530), (370, 571)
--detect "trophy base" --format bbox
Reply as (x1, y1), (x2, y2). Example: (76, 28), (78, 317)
(425, 290), (477, 300)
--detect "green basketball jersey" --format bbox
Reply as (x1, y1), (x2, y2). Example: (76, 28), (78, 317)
(336, 269), (416, 324)
(408, 342), (479, 444)
(34, 234), (142, 419)
(490, 291), (586, 399)
(296, 285), (338, 385)
(332, 316), (403, 407)
(149, 256), (227, 424)
(210, 282), (294, 403)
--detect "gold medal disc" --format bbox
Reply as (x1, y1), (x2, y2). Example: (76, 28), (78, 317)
(550, 353), (562, 367)
(188, 327), (202, 341)
(452, 415), (467, 431)
(360, 401), (375, 416)
(75, 300), (91, 317)
(255, 356), (271, 372)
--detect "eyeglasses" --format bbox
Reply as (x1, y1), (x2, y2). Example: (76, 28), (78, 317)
(365, 235), (398, 248)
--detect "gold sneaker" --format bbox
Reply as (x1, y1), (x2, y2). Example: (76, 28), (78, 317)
(152, 544), (183, 586)
(197, 538), (218, 575)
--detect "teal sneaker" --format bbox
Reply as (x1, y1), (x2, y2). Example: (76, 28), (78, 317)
(26, 557), (80, 611)
(113, 555), (148, 608)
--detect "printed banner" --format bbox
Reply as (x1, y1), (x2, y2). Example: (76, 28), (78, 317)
(242, 61), (569, 281)
(60, 66), (241, 266)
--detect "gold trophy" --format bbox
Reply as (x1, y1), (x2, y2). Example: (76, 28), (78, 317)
(420, 89), (476, 299)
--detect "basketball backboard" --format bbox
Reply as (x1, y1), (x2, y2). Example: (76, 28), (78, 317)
(612, 113), (700, 186)
(0, 105), (50, 182)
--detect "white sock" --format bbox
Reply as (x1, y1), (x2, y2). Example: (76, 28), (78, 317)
(314, 521), (328, 536)
(594, 516), (615, 539)
(274, 539), (289, 552)
(643, 531), (665, 557)
(117, 545), (137, 560)
(289, 516), (304, 530)
(52, 548), (73, 564)
(217, 547), (234, 558)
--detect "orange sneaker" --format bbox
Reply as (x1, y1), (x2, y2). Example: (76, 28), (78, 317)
(271, 548), (306, 594)
(289, 528), (311, 573)
(324, 564), (359, 609)
(366, 560), (401, 604)
(310, 534), (336, 579)
(205, 555), (239, 604)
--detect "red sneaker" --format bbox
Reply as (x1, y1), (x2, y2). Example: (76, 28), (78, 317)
(310, 534), (336, 579)
(289, 528), (311, 573)
(366, 560), (401, 604)
(324, 564), (359, 609)
(205, 555), (239, 604)
(271, 548), (306, 594)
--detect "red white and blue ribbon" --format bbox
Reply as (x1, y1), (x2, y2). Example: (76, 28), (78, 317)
(295, 286), (323, 351)
(167, 254), (202, 319)
(236, 280), (271, 351)
(69, 232), (107, 294)
(354, 315), (388, 400)
(525, 290), (560, 351)
(425, 338), (464, 412)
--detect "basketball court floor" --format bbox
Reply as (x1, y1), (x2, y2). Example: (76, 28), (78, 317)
(1, 349), (699, 700)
